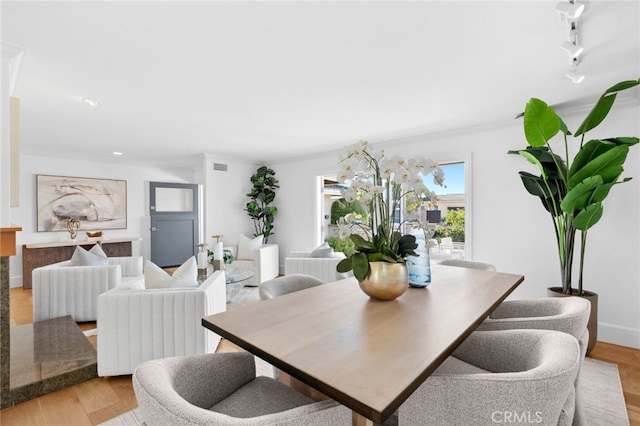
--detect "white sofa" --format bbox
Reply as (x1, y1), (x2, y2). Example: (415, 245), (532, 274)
(96, 270), (227, 377)
(226, 244), (279, 286)
(32, 256), (144, 322)
(284, 251), (348, 283)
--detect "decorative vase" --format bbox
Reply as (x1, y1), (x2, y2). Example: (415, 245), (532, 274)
(547, 287), (598, 354)
(358, 262), (408, 301)
(407, 242), (431, 288)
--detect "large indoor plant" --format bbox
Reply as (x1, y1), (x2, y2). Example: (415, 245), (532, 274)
(335, 141), (444, 300)
(245, 165), (279, 243)
(509, 78), (640, 351)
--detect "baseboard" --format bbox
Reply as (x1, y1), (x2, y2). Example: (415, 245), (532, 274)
(10, 275), (22, 288)
(598, 321), (640, 349)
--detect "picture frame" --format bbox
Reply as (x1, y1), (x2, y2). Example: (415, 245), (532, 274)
(36, 174), (127, 232)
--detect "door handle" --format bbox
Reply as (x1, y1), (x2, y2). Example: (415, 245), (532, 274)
(151, 227), (158, 232)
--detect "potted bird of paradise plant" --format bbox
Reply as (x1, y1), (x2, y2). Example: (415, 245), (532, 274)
(509, 78), (640, 352)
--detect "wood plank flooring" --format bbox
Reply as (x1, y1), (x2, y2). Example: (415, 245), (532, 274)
(2, 287), (639, 426)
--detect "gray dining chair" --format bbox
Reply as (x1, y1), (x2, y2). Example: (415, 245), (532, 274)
(399, 329), (581, 426)
(438, 258), (496, 271)
(476, 297), (591, 426)
(259, 274), (324, 300)
(133, 352), (351, 425)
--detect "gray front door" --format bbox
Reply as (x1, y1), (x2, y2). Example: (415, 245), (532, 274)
(150, 182), (199, 267)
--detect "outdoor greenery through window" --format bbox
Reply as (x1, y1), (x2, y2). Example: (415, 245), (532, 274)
(323, 161), (466, 256)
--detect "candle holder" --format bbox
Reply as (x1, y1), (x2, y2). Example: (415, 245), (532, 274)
(212, 234), (225, 271)
(196, 243), (208, 280)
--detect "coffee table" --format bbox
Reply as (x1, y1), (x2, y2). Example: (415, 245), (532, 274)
(225, 269), (255, 304)
(203, 265), (524, 425)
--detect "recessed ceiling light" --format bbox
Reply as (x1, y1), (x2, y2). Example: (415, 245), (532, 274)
(112, 151), (123, 156)
(82, 97), (99, 107)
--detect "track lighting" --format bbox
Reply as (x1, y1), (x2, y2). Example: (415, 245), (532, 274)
(561, 41), (583, 58)
(556, 2), (586, 82)
(561, 29), (583, 58)
(555, 1), (585, 22)
(82, 97), (99, 107)
(565, 59), (585, 84)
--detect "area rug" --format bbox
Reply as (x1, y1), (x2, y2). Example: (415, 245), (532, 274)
(580, 358), (630, 426)
(99, 357), (629, 425)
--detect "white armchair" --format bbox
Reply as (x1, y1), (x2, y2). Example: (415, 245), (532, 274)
(97, 270), (227, 377)
(284, 251), (348, 283)
(226, 244), (279, 286)
(32, 256), (144, 322)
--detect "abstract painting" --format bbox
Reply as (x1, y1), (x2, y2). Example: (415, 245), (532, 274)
(36, 174), (127, 232)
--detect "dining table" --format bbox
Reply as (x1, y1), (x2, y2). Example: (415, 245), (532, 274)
(202, 264), (524, 425)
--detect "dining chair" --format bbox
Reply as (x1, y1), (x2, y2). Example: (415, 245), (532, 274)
(259, 274), (324, 300)
(399, 329), (581, 426)
(133, 352), (351, 425)
(438, 258), (496, 271)
(476, 297), (591, 426)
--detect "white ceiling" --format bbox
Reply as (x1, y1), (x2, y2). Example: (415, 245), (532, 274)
(2, 1), (639, 169)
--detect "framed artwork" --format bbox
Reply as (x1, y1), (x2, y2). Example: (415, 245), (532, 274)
(36, 174), (127, 232)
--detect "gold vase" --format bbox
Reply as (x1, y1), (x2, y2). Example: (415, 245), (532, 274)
(358, 262), (408, 301)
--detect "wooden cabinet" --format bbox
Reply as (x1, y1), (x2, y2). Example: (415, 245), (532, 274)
(21, 238), (138, 289)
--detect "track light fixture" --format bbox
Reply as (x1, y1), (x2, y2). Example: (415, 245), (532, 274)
(561, 29), (583, 58)
(565, 59), (585, 84)
(555, 1), (585, 22)
(556, 1), (586, 83)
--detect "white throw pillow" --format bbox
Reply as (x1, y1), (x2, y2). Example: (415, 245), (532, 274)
(70, 246), (108, 266)
(171, 256), (198, 287)
(144, 257), (199, 289)
(237, 234), (263, 260)
(89, 244), (108, 259)
(310, 242), (334, 258)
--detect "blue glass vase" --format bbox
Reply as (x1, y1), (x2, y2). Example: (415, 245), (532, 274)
(407, 240), (431, 288)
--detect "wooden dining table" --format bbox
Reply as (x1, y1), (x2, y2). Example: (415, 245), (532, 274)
(202, 264), (524, 425)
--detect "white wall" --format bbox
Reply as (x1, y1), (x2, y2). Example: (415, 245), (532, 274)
(272, 102), (640, 348)
(9, 154), (196, 286)
(202, 155), (259, 251)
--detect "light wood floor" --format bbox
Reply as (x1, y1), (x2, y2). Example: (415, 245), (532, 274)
(2, 287), (639, 426)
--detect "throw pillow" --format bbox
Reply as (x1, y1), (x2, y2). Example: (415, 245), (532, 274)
(144, 257), (199, 289)
(70, 246), (109, 266)
(89, 244), (108, 259)
(171, 256), (198, 287)
(237, 234), (263, 260)
(310, 242), (334, 258)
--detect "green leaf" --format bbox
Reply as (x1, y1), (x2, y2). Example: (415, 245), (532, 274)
(575, 94), (617, 137)
(349, 234), (376, 251)
(574, 79), (640, 136)
(569, 139), (617, 176)
(336, 257), (352, 273)
(352, 252), (370, 281)
(567, 145), (629, 188)
(573, 203), (604, 231)
(519, 171), (555, 198)
(603, 79), (640, 95)
(560, 176), (603, 213)
(603, 137), (639, 146)
(523, 98), (561, 147)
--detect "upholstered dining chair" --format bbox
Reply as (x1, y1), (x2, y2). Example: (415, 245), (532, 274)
(476, 297), (591, 426)
(399, 329), (581, 426)
(259, 274), (324, 300)
(438, 258), (496, 271)
(133, 352), (351, 426)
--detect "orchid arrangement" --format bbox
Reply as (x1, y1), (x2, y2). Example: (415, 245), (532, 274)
(335, 141), (445, 281)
